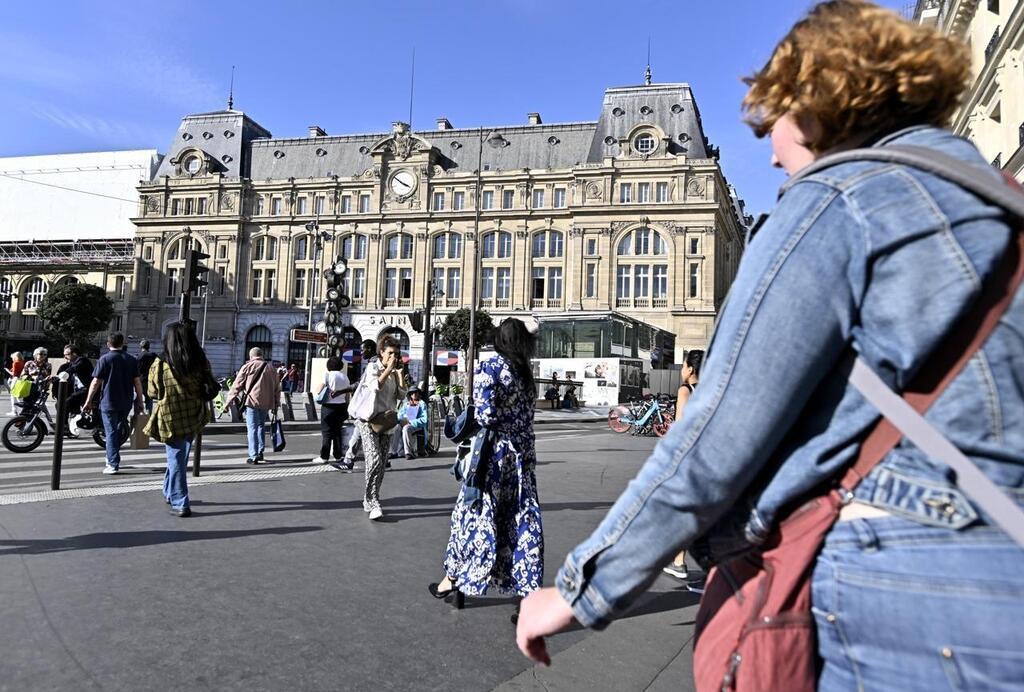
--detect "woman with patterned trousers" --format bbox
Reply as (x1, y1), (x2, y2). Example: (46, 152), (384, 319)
(429, 318), (543, 618)
(349, 335), (406, 521)
(145, 322), (211, 518)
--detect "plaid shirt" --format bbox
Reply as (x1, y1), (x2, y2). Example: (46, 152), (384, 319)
(144, 359), (209, 442)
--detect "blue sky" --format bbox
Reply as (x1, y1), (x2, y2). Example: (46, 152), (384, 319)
(1, 0), (906, 216)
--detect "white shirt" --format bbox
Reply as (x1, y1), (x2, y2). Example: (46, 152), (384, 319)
(324, 370), (351, 404)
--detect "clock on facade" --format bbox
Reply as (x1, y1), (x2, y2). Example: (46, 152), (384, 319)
(389, 169), (417, 197)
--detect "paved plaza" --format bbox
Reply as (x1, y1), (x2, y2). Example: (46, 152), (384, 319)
(0, 422), (700, 691)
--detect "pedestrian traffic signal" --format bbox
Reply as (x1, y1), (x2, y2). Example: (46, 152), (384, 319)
(322, 255), (350, 358)
(183, 247), (210, 295)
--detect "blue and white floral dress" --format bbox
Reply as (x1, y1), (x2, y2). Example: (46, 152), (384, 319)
(444, 354), (544, 596)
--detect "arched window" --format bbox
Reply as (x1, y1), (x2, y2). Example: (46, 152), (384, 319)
(531, 230), (564, 258)
(386, 233), (414, 260)
(245, 325), (274, 360)
(22, 277), (46, 310)
(481, 231), (512, 259)
(341, 233), (368, 261)
(614, 228), (670, 309)
(432, 232), (462, 260)
(56, 276), (79, 286)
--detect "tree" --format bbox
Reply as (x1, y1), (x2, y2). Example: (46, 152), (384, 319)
(38, 283), (115, 351)
(439, 308), (493, 352)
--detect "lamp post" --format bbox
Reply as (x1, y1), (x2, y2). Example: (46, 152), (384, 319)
(195, 229), (215, 346)
(465, 127), (497, 395)
(303, 214), (329, 393)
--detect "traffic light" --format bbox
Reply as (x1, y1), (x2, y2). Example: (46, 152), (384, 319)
(409, 309), (424, 333)
(183, 247), (210, 295)
(322, 255), (351, 358)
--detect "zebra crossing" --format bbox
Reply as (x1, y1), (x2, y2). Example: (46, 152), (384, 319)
(0, 432), (325, 496)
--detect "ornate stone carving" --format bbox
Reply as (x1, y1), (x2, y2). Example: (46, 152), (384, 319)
(586, 182), (603, 200)
(219, 192), (235, 212)
(463, 232), (476, 241)
(388, 122), (415, 160)
(671, 224), (688, 236)
(599, 227), (612, 236)
(569, 227), (584, 238)
(704, 225), (716, 235)
(610, 221), (631, 233)
(145, 195), (160, 213)
(515, 230), (529, 239)
(686, 177), (705, 197)
(416, 232), (427, 240)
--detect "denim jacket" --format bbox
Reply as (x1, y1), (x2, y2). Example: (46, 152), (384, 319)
(557, 126), (1024, 629)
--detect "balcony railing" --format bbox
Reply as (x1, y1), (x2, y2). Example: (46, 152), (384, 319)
(546, 298), (562, 309)
(615, 296), (670, 309)
(495, 298), (511, 309)
(445, 298), (460, 308)
(652, 297), (669, 309)
(531, 298), (545, 309)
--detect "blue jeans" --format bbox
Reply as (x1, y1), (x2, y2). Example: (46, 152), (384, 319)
(163, 437), (193, 510)
(813, 516), (1024, 691)
(100, 409), (129, 469)
(245, 408), (269, 460)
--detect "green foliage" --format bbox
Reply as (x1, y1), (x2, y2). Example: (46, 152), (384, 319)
(37, 283), (115, 350)
(439, 308), (493, 352)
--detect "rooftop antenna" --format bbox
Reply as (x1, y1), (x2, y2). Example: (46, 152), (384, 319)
(408, 48), (416, 127)
(645, 38), (652, 85)
(227, 65), (235, 110)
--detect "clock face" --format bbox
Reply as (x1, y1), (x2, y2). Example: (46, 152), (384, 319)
(389, 170), (416, 196)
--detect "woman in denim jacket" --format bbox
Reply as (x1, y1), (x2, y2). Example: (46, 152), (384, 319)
(517, 2), (1024, 688)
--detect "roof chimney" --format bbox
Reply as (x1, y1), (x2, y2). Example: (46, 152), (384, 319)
(436, 117), (453, 130)
(527, 112), (542, 125)
(308, 125), (327, 137)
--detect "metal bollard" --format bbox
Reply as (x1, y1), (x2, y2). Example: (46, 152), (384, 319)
(281, 392), (295, 421)
(192, 431), (202, 477)
(51, 379), (69, 490)
(304, 391), (318, 421)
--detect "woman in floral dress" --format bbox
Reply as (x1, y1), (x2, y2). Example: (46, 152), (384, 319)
(429, 318), (543, 612)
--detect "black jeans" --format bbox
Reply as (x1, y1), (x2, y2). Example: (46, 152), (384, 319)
(320, 403), (348, 460)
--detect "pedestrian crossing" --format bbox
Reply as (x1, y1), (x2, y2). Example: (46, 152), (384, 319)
(0, 432), (325, 495)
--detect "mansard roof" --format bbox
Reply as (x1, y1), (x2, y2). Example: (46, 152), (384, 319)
(153, 83), (714, 183)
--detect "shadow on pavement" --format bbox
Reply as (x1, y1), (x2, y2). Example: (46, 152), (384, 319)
(619, 588), (702, 622)
(0, 525), (323, 556)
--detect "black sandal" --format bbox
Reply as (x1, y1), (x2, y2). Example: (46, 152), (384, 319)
(428, 582), (464, 609)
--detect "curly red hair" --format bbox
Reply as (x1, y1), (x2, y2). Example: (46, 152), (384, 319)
(743, 0), (971, 151)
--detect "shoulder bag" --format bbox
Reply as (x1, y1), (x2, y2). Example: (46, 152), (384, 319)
(693, 147), (1024, 691)
(236, 361), (270, 413)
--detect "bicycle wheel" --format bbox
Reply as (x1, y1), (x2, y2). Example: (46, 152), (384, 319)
(608, 406), (631, 433)
(3, 416), (46, 453)
(652, 413), (673, 437)
(93, 418), (135, 449)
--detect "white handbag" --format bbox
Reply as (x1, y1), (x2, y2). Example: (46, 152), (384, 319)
(347, 368), (376, 421)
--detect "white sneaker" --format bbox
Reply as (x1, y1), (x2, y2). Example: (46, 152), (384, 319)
(312, 456), (329, 464)
(368, 505), (383, 521)
(362, 499), (372, 513)
(102, 465), (119, 475)
(662, 564), (689, 580)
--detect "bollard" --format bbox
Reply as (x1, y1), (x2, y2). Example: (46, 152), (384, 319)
(51, 379), (69, 490)
(229, 399), (243, 422)
(192, 431), (202, 477)
(281, 392), (295, 421)
(304, 391), (318, 421)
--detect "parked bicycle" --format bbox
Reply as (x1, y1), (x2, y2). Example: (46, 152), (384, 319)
(607, 394), (675, 437)
(212, 377), (231, 420)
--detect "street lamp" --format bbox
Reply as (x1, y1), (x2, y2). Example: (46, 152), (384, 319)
(303, 215), (330, 392)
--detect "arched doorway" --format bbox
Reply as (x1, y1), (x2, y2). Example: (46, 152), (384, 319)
(245, 325), (273, 360)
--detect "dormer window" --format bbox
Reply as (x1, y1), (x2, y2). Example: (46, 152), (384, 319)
(184, 155), (202, 175)
(634, 133), (656, 154)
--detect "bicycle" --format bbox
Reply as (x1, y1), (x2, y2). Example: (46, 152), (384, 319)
(212, 378), (230, 420)
(91, 413), (135, 450)
(607, 394), (675, 437)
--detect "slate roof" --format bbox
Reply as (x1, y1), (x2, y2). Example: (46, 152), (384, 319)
(153, 84), (712, 182)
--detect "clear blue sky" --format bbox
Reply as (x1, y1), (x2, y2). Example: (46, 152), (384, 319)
(1, 0), (906, 216)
